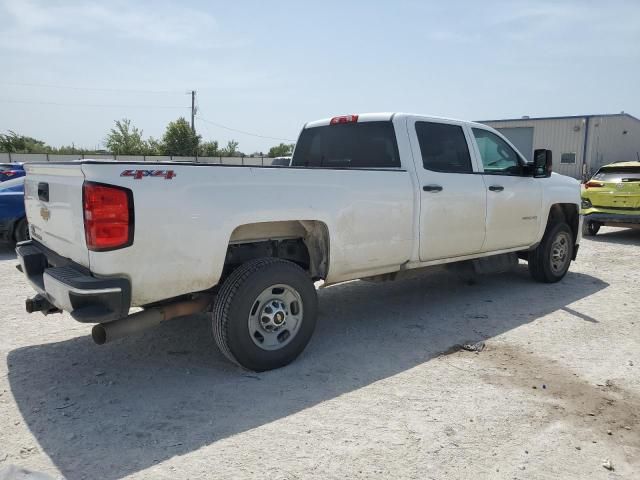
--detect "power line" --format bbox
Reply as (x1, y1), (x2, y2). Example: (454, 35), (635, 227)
(0, 81), (182, 95)
(196, 115), (295, 142)
(0, 98), (189, 109)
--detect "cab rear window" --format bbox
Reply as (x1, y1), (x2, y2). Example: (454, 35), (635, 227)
(593, 166), (640, 183)
(292, 121), (400, 169)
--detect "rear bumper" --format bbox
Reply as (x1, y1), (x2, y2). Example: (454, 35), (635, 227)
(16, 240), (131, 323)
(584, 212), (640, 226)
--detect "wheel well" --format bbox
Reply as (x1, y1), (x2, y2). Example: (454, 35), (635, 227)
(223, 221), (329, 281)
(12, 217), (26, 242)
(548, 204), (579, 244)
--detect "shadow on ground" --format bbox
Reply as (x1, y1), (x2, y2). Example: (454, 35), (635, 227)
(0, 245), (16, 261)
(586, 227), (640, 246)
(7, 265), (608, 479)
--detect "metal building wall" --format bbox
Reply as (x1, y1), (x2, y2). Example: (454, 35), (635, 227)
(585, 115), (640, 175)
(482, 118), (586, 178)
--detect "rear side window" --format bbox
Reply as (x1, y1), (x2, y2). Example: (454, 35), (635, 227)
(292, 121), (400, 169)
(415, 122), (472, 173)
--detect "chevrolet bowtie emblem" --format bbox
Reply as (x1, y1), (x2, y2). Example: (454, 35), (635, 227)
(40, 207), (51, 221)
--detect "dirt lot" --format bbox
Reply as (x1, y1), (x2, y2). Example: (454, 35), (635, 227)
(0, 228), (638, 479)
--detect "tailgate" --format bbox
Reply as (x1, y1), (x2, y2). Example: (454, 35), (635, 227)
(23, 163), (89, 267)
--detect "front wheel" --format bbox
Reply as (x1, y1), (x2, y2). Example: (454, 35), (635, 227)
(528, 222), (574, 283)
(212, 258), (318, 371)
(582, 220), (600, 236)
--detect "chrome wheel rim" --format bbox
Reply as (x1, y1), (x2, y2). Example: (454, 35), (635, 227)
(248, 284), (303, 351)
(550, 231), (571, 274)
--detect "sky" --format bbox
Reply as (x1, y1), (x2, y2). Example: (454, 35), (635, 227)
(0, 0), (639, 154)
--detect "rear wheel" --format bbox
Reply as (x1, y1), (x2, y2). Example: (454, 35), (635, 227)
(212, 258), (317, 371)
(582, 220), (600, 236)
(14, 218), (29, 243)
(528, 222), (574, 283)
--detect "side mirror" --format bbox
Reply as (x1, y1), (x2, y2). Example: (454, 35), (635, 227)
(533, 149), (552, 178)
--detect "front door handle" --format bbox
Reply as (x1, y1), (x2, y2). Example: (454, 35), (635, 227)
(488, 185), (504, 192)
(423, 184), (443, 192)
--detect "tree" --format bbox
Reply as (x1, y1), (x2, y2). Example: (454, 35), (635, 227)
(145, 137), (164, 156)
(198, 140), (219, 157)
(105, 119), (148, 155)
(268, 143), (295, 158)
(0, 131), (51, 153)
(221, 140), (239, 157)
(162, 117), (200, 156)
(53, 145), (79, 154)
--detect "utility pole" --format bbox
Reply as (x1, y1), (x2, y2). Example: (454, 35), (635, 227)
(190, 90), (197, 134)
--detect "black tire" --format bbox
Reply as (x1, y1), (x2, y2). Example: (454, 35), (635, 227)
(582, 220), (600, 236)
(14, 218), (29, 243)
(528, 222), (574, 283)
(212, 258), (318, 371)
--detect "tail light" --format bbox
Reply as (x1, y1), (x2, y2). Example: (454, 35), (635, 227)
(2, 170), (19, 177)
(330, 114), (359, 125)
(83, 182), (134, 251)
(585, 180), (604, 189)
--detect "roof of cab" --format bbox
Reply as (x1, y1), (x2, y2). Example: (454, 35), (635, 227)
(304, 112), (487, 129)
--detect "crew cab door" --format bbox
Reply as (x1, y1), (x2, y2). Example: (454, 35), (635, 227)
(407, 117), (486, 261)
(469, 127), (542, 251)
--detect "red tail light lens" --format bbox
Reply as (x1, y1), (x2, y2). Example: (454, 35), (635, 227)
(83, 182), (134, 251)
(585, 180), (604, 189)
(330, 114), (359, 125)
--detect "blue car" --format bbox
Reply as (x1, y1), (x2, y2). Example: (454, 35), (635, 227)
(0, 177), (28, 243)
(0, 163), (25, 182)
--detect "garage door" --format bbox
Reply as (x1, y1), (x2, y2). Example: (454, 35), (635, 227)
(496, 127), (534, 161)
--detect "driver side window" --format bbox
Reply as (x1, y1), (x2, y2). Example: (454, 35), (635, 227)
(472, 128), (521, 175)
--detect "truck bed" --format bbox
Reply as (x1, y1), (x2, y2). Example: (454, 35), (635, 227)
(24, 160), (415, 306)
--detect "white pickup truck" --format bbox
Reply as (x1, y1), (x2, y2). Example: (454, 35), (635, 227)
(17, 113), (581, 371)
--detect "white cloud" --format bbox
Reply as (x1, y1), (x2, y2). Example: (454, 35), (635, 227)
(426, 0), (640, 58)
(0, 0), (227, 53)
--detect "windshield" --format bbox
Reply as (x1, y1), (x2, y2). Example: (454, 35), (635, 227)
(0, 177), (24, 191)
(592, 166), (640, 183)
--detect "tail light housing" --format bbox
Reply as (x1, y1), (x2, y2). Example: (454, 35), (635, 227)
(585, 180), (604, 189)
(83, 182), (134, 251)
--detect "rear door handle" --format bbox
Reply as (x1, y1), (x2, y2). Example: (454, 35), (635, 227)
(488, 185), (504, 192)
(423, 185), (443, 192)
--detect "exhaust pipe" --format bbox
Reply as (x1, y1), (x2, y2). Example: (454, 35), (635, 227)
(92, 295), (211, 345)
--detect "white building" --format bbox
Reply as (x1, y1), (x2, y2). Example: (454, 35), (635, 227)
(481, 113), (640, 179)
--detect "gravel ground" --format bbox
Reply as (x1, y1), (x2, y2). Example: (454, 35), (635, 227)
(0, 227), (638, 480)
